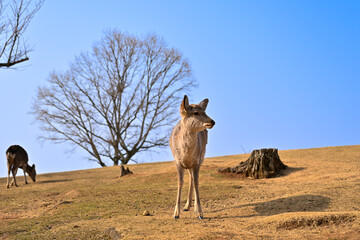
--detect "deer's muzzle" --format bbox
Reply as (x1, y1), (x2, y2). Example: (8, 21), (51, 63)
(205, 120), (215, 129)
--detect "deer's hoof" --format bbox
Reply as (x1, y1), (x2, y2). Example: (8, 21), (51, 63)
(183, 209), (189, 212)
(25, 182), (28, 184)
(198, 215), (204, 220)
(174, 216), (179, 219)
(6, 185), (9, 189)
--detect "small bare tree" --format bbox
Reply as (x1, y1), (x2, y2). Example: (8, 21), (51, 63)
(0, 0), (44, 68)
(32, 30), (196, 167)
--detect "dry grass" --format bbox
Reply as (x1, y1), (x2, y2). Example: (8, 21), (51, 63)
(0, 145), (359, 239)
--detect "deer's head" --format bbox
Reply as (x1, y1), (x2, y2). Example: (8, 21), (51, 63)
(180, 95), (215, 132)
(27, 164), (36, 182)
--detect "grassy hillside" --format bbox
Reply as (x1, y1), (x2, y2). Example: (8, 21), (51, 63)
(0, 145), (360, 239)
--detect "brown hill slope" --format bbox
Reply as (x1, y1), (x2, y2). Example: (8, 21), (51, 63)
(0, 145), (359, 239)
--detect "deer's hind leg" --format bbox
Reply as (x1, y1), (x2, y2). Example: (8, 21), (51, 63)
(6, 164), (11, 189)
(11, 167), (18, 187)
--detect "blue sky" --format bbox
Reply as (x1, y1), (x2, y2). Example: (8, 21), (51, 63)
(1, 0), (359, 177)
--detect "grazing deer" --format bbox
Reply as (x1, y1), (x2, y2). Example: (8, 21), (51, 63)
(170, 95), (215, 219)
(6, 145), (36, 188)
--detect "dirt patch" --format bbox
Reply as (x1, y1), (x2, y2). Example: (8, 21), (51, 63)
(0, 191), (80, 220)
(104, 227), (122, 239)
(199, 231), (237, 240)
(58, 190), (80, 201)
(277, 214), (356, 230)
(42, 190), (80, 213)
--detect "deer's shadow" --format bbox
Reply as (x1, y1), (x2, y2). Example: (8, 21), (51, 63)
(37, 179), (73, 184)
(209, 194), (330, 219)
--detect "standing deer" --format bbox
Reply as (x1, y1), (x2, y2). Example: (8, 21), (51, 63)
(170, 95), (215, 219)
(6, 145), (36, 188)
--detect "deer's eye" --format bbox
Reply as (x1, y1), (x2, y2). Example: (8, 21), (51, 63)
(194, 112), (200, 116)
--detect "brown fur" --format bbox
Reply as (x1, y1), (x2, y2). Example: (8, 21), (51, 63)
(169, 95), (215, 219)
(6, 145), (36, 188)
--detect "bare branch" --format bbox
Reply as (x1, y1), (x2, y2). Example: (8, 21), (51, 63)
(0, 56), (27, 66)
(32, 30), (196, 167)
(0, 0), (44, 68)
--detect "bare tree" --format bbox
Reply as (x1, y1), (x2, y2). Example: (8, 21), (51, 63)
(32, 30), (196, 167)
(0, 0), (44, 68)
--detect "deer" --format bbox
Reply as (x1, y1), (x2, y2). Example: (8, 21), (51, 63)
(169, 95), (215, 219)
(6, 145), (36, 189)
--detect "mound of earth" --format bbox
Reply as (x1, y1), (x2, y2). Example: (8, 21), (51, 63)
(277, 213), (356, 230)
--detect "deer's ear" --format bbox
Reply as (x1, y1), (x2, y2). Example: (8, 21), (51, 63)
(32, 164), (35, 168)
(180, 95), (190, 115)
(199, 98), (209, 110)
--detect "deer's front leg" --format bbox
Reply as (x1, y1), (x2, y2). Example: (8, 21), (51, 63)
(184, 169), (193, 211)
(174, 165), (184, 219)
(23, 164), (28, 184)
(191, 166), (203, 219)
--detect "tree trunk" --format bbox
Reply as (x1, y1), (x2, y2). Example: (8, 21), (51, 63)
(218, 148), (287, 179)
(120, 165), (133, 177)
(98, 160), (107, 167)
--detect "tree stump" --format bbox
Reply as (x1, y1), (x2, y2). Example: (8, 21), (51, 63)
(120, 165), (133, 177)
(218, 148), (287, 179)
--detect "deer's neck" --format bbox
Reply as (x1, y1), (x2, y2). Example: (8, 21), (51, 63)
(25, 165), (32, 175)
(178, 124), (199, 152)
